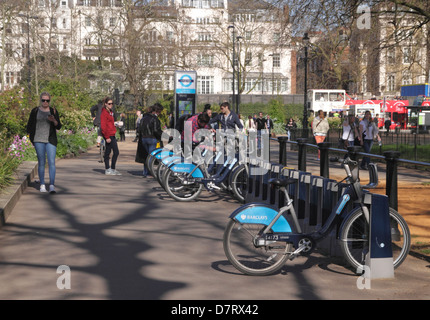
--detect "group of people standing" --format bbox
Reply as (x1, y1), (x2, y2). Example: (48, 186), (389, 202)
(312, 109), (381, 170)
(26, 93), (383, 196)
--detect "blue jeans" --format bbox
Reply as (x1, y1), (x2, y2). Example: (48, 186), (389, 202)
(141, 137), (158, 176)
(361, 139), (374, 167)
(34, 142), (57, 186)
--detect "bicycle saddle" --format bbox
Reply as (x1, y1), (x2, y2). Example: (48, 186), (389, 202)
(268, 178), (296, 187)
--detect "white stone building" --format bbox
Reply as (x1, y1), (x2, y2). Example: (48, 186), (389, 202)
(0, 0), (294, 98)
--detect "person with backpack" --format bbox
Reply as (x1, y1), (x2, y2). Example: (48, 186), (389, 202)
(137, 103), (164, 177)
(90, 100), (103, 147)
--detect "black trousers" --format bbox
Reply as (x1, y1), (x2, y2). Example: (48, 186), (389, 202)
(104, 136), (120, 170)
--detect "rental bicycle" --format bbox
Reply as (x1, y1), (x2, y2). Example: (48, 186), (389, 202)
(223, 156), (410, 276)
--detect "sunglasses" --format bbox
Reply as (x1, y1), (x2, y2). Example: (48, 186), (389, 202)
(41, 99), (50, 103)
(107, 102), (113, 105)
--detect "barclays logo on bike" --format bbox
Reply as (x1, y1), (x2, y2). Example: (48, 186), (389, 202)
(239, 214), (268, 221)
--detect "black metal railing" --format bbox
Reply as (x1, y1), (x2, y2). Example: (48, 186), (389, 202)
(272, 137), (430, 211)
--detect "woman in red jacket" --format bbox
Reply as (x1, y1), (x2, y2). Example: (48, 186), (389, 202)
(100, 97), (121, 175)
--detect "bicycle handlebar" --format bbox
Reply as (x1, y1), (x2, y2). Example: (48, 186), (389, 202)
(330, 156), (359, 183)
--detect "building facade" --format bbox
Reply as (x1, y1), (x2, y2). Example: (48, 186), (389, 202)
(0, 0), (294, 100)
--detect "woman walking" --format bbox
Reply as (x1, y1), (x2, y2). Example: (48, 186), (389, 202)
(100, 97), (121, 175)
(26, 92), (62, 193)
(312, 110), (329, 160)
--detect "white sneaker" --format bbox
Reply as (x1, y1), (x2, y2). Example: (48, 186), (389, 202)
(49, 185), (56, 194)
(112, 169), (122, 176)
(40, 184), (47, 193)
(105, 168), (114, 175)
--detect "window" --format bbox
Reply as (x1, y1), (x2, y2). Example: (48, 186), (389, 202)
(210, 0), (224, 8)
(51, 17), (57, 28)
(402, 70), (412, 85)
(272, 54), (280, 68)
(38, 0), (45, 7)
(273, 33), (280, 42)
(110, 17), (116, 27)
(61, 0), (67, 7)
(403, 47), (411, 64)
(62, 18), (67, 29)
(245, 31), (252, 41)
(197, 32), (212, 42)
(85, 16), (91, 27)
(22, 22), (29, 34)
(197, 76), (214, 94)
(166, 31), (174, 42)
(197, 54), (214, 67)
(361, 76), (367, 93)
(245, 52), (252, 66)
(21, 43), (28, 58)
(387, 50), (395, 64)
(387, 74), (395, 91)
(85, 37), (91, 45)
(5, 43), (12, 58)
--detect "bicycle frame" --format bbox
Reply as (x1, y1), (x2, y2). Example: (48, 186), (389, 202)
(229, 159), (368, 252)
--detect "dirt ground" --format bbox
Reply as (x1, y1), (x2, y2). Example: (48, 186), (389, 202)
(373, 182), (430, 255)
(330, 173), (430, 256)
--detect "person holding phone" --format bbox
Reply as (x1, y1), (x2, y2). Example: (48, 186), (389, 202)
(26, 92), (62, 193)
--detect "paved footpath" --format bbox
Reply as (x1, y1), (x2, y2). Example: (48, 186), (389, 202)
(0, 138), (429, 301)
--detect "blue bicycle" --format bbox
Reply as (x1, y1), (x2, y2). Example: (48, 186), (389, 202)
(223, 157), (410, 276)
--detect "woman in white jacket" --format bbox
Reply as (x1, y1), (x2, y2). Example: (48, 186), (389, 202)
(312, 110), (330, 160)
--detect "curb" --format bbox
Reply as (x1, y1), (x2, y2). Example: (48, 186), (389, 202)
(0, 161), (38, 228)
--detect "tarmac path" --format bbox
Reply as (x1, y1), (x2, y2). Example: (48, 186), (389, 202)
(0, 138), (429, 300)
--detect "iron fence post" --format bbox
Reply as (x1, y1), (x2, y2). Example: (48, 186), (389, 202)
(297, 138), (308, 172)
(319, 142), (330, 178)
(278, 136), (288, 166)
(383, 150), (400, 210)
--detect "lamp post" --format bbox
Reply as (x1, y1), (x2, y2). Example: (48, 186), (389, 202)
(228, 25), (235, 111)
(236, 35), (242, 114)
(302, 33), (310, 138)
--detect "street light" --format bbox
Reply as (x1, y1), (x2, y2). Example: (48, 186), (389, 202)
(228, 25), (236, 112)
(302, 32), (310, 137)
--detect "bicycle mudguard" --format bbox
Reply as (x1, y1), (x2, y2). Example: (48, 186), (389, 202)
(155, 149), (173, 160)
(161, 155), (182, 165)
(229, 203), (295, 233)
(169, 163), (204, 178)
(150, 148), (163, 156)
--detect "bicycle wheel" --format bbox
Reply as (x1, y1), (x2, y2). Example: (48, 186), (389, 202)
(230, 164), (248, 203)
(163, 169), (203, 201)
(340, 207), (410, 272)
(223, 219), (292, 276)
(99, 140), (105, 163)
(147, 154), (160, 178)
